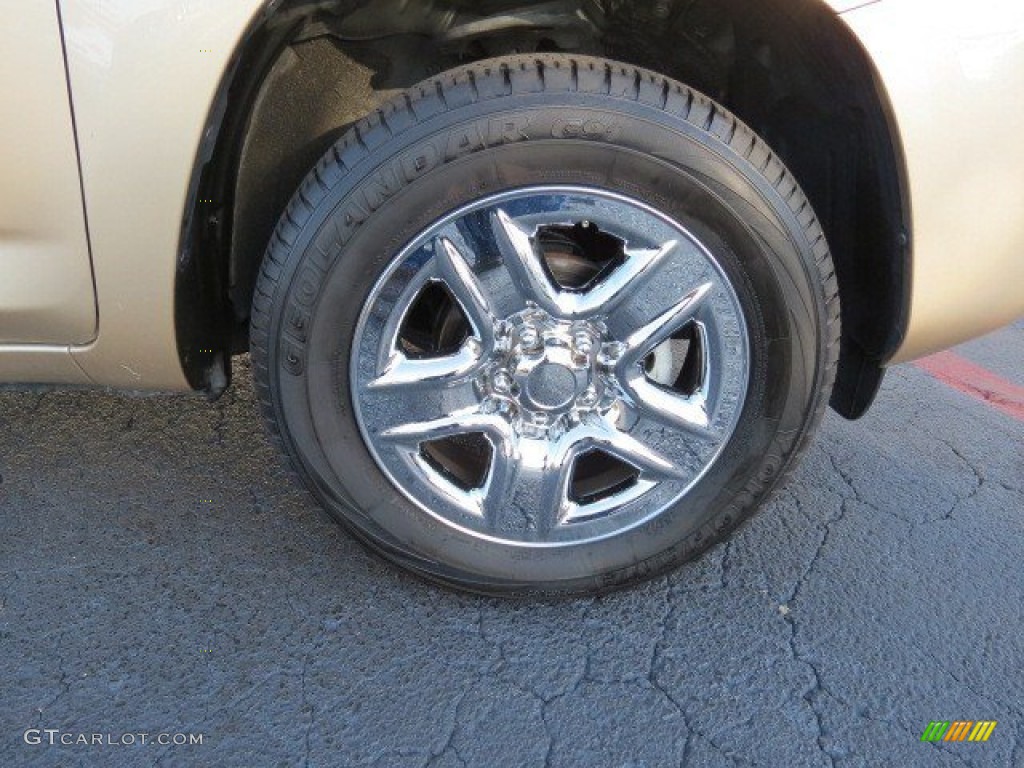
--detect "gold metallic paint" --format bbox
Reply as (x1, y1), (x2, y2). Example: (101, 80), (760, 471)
(0, 3), (96, 349)
(840, 0), (1024, 362)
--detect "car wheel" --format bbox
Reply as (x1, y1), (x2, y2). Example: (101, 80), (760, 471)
(250, 54), (840, 596)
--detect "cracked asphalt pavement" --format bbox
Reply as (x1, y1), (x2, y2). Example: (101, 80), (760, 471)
(1, 321), (1022, 767)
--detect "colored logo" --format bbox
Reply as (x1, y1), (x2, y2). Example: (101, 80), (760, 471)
(921, 721), (997, 742)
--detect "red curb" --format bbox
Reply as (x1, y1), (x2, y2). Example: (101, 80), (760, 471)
(914, 351), (1024, 423)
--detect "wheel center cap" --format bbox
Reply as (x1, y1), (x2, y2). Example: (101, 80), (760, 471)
(525, 362), (577, 410)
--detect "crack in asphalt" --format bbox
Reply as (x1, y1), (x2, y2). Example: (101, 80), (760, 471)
(772, 447), (857, 767)
(998, 481), (1024, 497)
(937, 439), (985, 520)
(426, 684), (471, 768)
(782, 618), (835, 768)
(0, 572), (11, 614)
(536, 603), (590, 768)
(539, 683), (576, 767)
(419, 604), (551, 767)
(645, 581), (748, 767)
(815, 441), (924, 527)
(34, 631), (70, 727)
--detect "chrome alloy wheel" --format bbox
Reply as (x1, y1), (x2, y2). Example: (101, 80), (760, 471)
(351, 186), (750, 546)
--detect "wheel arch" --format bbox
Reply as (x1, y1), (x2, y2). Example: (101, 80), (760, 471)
(176, 0), (910, 417)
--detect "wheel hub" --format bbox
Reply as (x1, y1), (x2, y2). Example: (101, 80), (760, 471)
(525, 362), (576, 410)
(478, 310), (620, 438)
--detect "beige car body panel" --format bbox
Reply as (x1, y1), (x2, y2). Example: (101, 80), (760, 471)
(57, 0), (260, 390)
(0, 0), (1022, 388)
(840, 0), (1024, 362)
(0, 4), (96, 348)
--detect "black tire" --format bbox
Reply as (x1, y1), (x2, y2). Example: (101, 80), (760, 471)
(250, 54), (840, 597)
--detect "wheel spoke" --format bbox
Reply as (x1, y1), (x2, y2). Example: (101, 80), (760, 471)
(492, 209), (562, 314)
(570, 413), (685, 480)
(572, 241), (679, 316)
(619, 282), (714, 367)
(468, 409), (688, 533)
(368, 340), (484, 391)
(380, 407), (512, 451)
(477, 437), (519, 516)
(377, 406), (517, 519)
(562, 477), (660, 525)
(370, 237), (497, 392)
(483, 439), (576, 536)
(435, 236), (498, 350)
(493, 208), (680, 319)
(614, 283), (717, 438)
(627, 380), (714, 439)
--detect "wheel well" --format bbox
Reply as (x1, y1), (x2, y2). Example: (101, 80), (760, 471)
(178, 0), (909, 417)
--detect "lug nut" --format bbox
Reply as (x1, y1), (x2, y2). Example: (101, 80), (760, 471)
(573, 332), (594, 360)
(579, 386), (599, 407)
(495, 322), (513, 351)
(519, 325), (541, 351)
(600, 342), (626, 368)
(492, 371), (513, 393)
